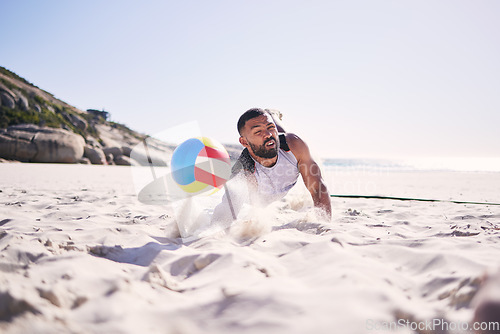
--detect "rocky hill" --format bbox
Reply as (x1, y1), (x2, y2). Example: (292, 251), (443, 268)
(0, 66), (240, 165)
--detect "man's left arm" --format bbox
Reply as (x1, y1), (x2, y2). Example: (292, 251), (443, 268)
(287, 133), (332, 219)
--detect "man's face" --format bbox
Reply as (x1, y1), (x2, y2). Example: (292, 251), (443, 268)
(240, 114), (279, 159)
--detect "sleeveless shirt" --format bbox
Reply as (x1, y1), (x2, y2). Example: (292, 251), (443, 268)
(231, 134), (299, 203)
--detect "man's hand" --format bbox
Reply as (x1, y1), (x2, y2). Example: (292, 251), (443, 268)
(287, 133), (332, 219)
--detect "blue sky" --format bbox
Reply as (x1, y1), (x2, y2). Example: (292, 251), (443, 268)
(1, 0), (499, 158)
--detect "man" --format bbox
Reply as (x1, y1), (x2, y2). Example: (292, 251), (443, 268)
(213, 108), (331, 224)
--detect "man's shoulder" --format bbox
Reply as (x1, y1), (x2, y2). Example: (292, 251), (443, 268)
(284, 133), (307, 151)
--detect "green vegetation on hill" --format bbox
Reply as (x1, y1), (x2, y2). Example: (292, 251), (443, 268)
(0, 85), (97, 139)
(0, 67), (39, 89)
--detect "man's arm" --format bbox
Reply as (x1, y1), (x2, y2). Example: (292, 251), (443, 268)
(287, 133), (332, 219)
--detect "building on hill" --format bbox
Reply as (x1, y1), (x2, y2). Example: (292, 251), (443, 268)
(86, 109), (109, 120)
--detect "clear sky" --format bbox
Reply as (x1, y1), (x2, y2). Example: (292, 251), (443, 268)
(1, 0), (499, 159)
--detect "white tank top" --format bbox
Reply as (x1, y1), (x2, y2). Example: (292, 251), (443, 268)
(253, 148), (300, 203)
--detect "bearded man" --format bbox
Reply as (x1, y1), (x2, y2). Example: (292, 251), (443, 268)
(213, 108), (331, 223)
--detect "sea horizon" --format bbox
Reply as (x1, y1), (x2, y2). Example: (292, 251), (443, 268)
(321, 156), (500, 173)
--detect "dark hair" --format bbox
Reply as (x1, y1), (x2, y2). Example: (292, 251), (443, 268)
(237, 108), (267, 134)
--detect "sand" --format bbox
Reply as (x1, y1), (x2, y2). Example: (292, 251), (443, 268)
(1, 163), (500, 333)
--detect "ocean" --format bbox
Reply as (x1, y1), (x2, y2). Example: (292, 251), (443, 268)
(322, 157), (500, 173)
(319, 157), (500, 203)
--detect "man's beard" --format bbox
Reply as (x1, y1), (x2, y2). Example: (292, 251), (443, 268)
(248, 137), (278, 159)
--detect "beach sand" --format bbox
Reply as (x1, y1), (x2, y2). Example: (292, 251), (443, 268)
(1, 163), (500, 333)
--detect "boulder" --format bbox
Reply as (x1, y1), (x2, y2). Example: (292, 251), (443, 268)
(63, 112), (87, 131)
(103, 146), (123, 158)
(85, 136), (102, 148)
(114, 155), (136, 166)
(16, 94), (29, 111)
(84, 145), (106, 165)
(0, 124), (85, 163)
(78, 157), (91, 164)
(32, 127), (85, 163)
(105, 153), (115, 165)
(0, 92), (15, 109)
(0, 130), (37, 162)
(121, 146), (132, 157)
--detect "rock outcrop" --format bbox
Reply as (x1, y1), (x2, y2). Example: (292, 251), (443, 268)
(0, 124), (85, 163)
(114, 155), (137, 166)
(102, 146), (123, 159)
(63, 112), (87, 131)
(0, 125), (37, 161)
(0, 91), (16, 109)
(16, 93), (29, 111)
(83, 145), (106, 165)
(0, 66), (242, 165)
